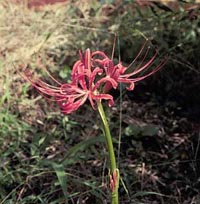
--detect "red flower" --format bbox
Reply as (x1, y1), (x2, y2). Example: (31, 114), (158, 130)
(92, 42), (167, 93)
(24, 49), (114, 114)
(24, 43), (166, 114)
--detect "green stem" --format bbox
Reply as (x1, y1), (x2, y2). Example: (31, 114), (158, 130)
(97, 102), (119, 204)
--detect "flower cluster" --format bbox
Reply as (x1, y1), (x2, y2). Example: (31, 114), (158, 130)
(24, 44), (166, 114)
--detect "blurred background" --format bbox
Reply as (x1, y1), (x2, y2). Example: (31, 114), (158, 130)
(0, 0), (200, 203)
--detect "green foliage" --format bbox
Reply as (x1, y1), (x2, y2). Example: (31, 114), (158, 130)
(53, 163), (68, 204)
(124, 124), (159, 138)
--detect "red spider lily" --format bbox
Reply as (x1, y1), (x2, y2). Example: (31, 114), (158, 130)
(92, 42), (167, 93)
(24, 42), (166, 114)
(24, 49), (114, 114)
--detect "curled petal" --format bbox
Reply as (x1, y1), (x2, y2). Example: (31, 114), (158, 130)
(93, 77), (118, 92)
(103, 59), (115, 76)
(58, 93), (88, 114)
(117, 78), (135, 91)
(92, 50), (108, 58)
(115, 63), (127, 75)
(89, 67), (103, 88)
(92, 93), (114, 107)
(93, 58), (109, 71)
(71, 60), (82, 79)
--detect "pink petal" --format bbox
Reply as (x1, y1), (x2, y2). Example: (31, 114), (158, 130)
(92, 93), (114, 107)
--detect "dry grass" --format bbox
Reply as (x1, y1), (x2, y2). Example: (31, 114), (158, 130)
(0, 3), (69, 69)
(0, 0), (114, 116)
(0, 0), (114, 66)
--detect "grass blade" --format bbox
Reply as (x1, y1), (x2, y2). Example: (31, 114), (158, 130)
(52, 163), (68, 204)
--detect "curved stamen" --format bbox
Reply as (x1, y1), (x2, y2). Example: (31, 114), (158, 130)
(122, 52), (157, 78)
(127, 41), (148, 69)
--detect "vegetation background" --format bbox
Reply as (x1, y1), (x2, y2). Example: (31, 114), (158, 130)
(0, 0), (200, 203)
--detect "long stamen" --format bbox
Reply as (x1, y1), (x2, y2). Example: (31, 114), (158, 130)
(133, 46), (150, 72)
(122, 52), (157, 78)
(39, 63), (62, 86)
(121, 55), (168, 82)
(111, 34), (116, 61)
(127, 40), (148, 69)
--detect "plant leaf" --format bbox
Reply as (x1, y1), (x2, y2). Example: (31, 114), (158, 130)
(52, 163), (68, 204)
